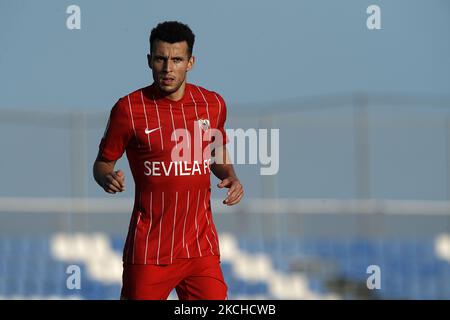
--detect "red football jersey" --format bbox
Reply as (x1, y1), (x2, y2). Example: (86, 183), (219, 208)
(99, 83), (228, 265)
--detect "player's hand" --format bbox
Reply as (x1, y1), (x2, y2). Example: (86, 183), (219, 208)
(217, 177), (243, 206)
(102, 170), (126, 194)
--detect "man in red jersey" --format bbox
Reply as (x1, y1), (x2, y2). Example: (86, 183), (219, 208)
(93, 21), (243, 300)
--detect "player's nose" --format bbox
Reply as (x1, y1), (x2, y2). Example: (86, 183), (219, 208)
(163, 60), (173, 72)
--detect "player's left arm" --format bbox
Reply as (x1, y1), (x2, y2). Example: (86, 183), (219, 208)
(210, 145), (244, 206)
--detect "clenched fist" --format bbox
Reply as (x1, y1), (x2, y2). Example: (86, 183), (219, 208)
(102, 169), (126, 194)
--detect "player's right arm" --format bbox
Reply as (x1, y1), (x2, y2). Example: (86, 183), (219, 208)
(93, 98), (131, 194)
(93, 155), (125, 194)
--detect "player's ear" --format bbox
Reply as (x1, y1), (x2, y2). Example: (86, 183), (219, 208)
(187, 55), (195, 71)
(147, 54), (152, 70)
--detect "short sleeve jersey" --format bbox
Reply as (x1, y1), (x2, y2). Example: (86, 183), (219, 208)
(99, 83), (228, 265)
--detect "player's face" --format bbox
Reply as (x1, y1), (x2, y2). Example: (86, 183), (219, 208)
(148, 40), (195, 96)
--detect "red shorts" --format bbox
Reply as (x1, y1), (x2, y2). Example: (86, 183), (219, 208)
(120, 255), (228, 300)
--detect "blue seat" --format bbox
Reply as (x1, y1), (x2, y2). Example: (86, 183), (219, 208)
(308, 276), (327, 294)
(83, 281), (103, 299)
(228, 278), (247, 295)
(102, 285), (121, 300)
(220, 262), (233, 277)
(111, 236), (125, 252)
(245, 282), (268, 295)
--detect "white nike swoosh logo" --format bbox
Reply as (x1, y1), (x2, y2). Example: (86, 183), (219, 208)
(145, 127), (161, 134)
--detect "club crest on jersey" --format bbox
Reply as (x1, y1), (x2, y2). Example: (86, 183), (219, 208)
(197, 119), (210, 131)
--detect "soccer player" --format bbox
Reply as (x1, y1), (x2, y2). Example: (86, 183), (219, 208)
(93, 21), (243, 300)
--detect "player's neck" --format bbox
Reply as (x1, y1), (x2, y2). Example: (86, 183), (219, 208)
(156, 81), (187, 102)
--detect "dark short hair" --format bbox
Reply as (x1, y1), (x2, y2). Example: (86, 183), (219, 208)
(149, 21), (195, 56)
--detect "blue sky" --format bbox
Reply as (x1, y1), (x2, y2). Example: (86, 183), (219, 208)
(0, 0), (449, 109)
